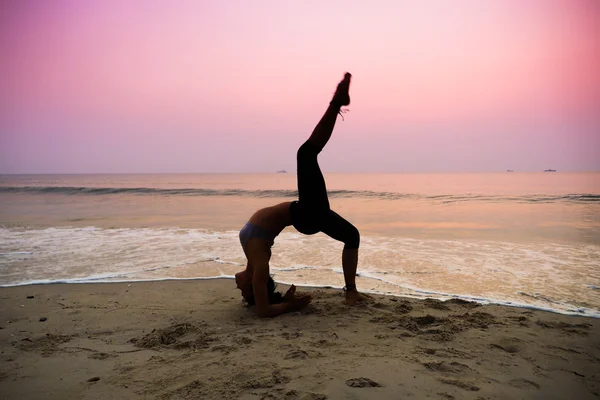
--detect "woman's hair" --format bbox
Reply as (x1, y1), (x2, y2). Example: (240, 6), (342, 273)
(245, 276), (283, 306)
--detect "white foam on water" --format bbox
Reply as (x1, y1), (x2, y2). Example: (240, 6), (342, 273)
(1, 226), (599, 318)
(0, 275), (235, 288)
(347, 269), (600, 318)
(0, 226), (246, 286)
(210, 258), (244, 266)
(271, 265), (320, 272)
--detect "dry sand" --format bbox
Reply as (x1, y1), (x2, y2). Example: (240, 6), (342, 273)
(0, 279), (599, 400)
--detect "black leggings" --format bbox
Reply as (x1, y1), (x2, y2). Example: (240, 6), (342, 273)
(289, 141), (360, 249)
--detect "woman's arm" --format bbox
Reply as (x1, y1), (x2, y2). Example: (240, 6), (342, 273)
(246, 238), (311, 318)
(252, 262), (287, 317)
(252, 263), (312, 318)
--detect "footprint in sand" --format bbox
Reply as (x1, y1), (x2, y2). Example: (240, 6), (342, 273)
(415, 346), (474, 359)
(508, 315), (530, 327)
(423, 361), (471, 374)
(372, 301), (391, 310)
(509, 378), (541, 390)
(88, 352), (117, 360)
(445, 299), (480, 309)
(394, 315), (462, 342)
(543, 345), (582, 355)
(437, 377), (480, 391)
(284, 349), (309, 359)
(437, 392), (455, 399)
(536, 320), (591, 335)
(210, 344), (235, 355)
(299, 394), (327, 400)
(233, 372), (252, 383)
(490, 337), (522, 354)
(281, 331), (302, 340)
(424, 298), (450, 311)
(18, 333), (73, 356)
(264, 389), (327, 400)
(161, 379), (205, 399)
(310, 339), (337, 348)
(234, 336), (252, 345)
(345, 377), (382, 387)
(457, 311), (498, 329)
(130, 323), (213, 350)
(241, 370), (290, 389)
(394, 302), (414, 314)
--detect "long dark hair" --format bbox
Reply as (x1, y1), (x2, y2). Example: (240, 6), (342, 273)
(245, 276), (283, 306)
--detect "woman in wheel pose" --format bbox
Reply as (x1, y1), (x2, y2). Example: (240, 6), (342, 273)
(235, 73), (369, 317)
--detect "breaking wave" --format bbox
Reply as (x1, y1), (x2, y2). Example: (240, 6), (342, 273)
(1, 186), (598, 204)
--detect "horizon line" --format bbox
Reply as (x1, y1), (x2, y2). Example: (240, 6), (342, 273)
(1, 170), (599, 175)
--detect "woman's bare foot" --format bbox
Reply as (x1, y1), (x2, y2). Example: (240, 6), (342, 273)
(344, 290), (371, 305)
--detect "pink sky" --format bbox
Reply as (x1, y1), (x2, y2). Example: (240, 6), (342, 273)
(1, 0), (599, 173)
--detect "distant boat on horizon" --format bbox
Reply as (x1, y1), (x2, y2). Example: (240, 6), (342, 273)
(506, 170), (514, 172)
(276, 170), (288, 174)
(544, 169), (557, 172)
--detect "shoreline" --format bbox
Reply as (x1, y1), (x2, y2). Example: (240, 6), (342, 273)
(1, 278), (599, 399)
(2, 277), (599, 320)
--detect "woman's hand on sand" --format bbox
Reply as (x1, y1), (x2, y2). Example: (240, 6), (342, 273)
(283, 284), (311, 312)
(284, 285), (297, 302)
(285, 290), (312, 312)
(288, 295), (312, 311)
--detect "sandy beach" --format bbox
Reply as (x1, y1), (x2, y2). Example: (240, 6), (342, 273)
(0, 279), (599, 400)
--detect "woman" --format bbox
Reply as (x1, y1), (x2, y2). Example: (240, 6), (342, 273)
(235, 73), (369, 317)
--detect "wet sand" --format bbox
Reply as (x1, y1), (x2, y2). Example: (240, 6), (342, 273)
(1, 279), (599, 399)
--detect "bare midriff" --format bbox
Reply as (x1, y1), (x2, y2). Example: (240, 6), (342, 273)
(247, 201), (293, 237)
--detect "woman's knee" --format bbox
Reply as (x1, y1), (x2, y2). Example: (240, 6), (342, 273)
(344, 224), (360, 249)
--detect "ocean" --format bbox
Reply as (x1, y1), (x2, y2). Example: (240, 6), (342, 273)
(1, 173), (599, 317)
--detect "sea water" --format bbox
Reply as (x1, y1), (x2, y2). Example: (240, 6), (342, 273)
(1, 173), (599, 317)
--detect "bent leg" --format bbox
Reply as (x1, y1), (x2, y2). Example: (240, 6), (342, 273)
(320, 209), (360, 250)
(321, 210), (368, 304)
(320, 210), (360, 284)
(320, 210), (368, 304)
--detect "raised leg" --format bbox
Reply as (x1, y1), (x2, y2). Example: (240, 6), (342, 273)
(296, 73), (352, 212)
(306, 72), (351, 152)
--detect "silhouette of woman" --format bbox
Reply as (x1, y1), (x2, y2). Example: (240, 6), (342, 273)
(235, 73), (369, 317)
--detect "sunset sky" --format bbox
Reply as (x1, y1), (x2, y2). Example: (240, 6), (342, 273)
(1, 0), (599, 173)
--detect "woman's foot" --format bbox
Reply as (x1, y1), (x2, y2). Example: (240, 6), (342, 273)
(330, 72), (351, 107)
(344, 289), (371, 305)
